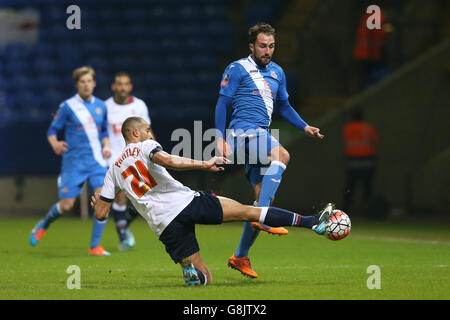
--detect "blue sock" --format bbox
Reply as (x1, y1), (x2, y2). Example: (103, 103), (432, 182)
(235, 201), (259, 258)
(111, 203), (127, 242)
(234, 161), (286, 257)
(260, 207), (319, 229)
(90, 217), (108, 249)
(258, 161), (286, 206)
(37, 203), (62, 230)
(235, 222), (259, 258)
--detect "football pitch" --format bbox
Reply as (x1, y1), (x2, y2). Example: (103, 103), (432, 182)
(0, 217), (449, 300)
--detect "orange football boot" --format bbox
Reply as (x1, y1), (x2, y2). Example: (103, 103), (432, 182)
(227, 254), (258, 278)
(88, 245), (111, 256)
(250, 222), (289, 235)
(29, 228), (46, 246)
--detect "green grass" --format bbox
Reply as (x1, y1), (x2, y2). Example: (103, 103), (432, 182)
(0, 217), (449, 300)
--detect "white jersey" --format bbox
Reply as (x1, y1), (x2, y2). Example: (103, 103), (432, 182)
(105, 96), (151, 165)
(100, 140), (195, 237)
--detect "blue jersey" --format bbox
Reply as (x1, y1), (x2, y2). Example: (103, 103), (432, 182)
(47, 94), (109, 169)
(219, 55), (289, 130)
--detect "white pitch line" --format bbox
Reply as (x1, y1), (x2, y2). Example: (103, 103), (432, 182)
(351, 235), (450, 246)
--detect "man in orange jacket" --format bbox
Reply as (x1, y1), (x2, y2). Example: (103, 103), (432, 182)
(353, 7), (389, 89)
(343, 107), (378, 212)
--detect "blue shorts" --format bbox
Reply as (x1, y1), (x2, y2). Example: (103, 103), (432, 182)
(58, 159), (107, 199)
(159, 191), (223, 264)
(227, 127), (282, 187)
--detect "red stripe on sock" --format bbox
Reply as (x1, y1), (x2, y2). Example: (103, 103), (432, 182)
(296, 214), (302, 226)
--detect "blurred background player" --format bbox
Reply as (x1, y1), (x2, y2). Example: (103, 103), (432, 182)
(106, 72), (154, 251)
(91, 117), (333, 286)
(215, 23), (326, 278)
(342, 107), (378, 213)
(29, 66), (112, 256)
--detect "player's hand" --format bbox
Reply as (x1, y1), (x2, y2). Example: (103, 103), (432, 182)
(204, 156), (230, 172)
(304, 126), (324, 139)
(53, 141), (68, 155)
(102, 145), (111, 159)
(217, 138), (232, 157)
(90, 192), (100, 208)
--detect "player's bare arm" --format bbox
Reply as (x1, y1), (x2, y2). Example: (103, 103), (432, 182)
(102, 137), (111, 158)
(47, 134), (68, 156)
(152, 150), (229, 172)
(304, 125), (325, 139)
(216, 137), (232, 157)
(90, 192), (111, 221)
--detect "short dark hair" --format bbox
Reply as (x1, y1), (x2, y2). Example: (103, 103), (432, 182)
(114, 72), (131, 81)
(122, 116), (145, 140)
(248, 23), (276, 44)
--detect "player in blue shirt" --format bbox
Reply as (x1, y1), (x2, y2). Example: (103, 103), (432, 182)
(29, 66), (112, 256)
(215, 24), (333, 278)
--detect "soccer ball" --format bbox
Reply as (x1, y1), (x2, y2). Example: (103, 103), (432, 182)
(325, 210), (351, 241)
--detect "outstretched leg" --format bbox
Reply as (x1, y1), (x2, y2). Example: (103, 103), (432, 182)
(219, 196), (332, 231)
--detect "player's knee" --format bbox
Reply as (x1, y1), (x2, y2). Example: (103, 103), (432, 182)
(279, 148), (290, 165)
(59, 200), (74, 213)
(269, 147), (290, 165)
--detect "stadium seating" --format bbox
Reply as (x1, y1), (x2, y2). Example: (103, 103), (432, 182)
(0, 0), (233, 174)
(0, 0), (232, 127)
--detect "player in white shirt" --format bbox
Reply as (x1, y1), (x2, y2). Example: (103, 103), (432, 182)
(105, 72), (155, 251)
(91, 117), (333, 286)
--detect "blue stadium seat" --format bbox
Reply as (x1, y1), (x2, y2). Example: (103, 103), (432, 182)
(41, 89), (67, 110)
(178, 24), (204, 38)
(3, 60), (32, 74)
(134, 41), (164, 55)
(0, 77), (5, 91)
(33, 57), (57, 73)
(84, 56), (110, 72)
(204, 22), (233, 37)
(127, 24), (153, 39)
(55, 43), (82, 60)
(97, 7), (122, 24)
(57, 57), (83, 73)
(2, 44), (30, 61)
(190, 55), (217, 68)
(143, 73), (169, 88)
(112, 56), (137, 73)
(6, 73), (34, 92)
(93, 71), (112, 88)
(107, 42), (134, 56)
(124, 8), (150, 22)
(80, 41), (105, 56)
(177, 5), (202, 20)
(35, 74), (63, 91)
(148, 6), (171, 21)
(0, 104), (20, 125)
(31, 43), (54, 57)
